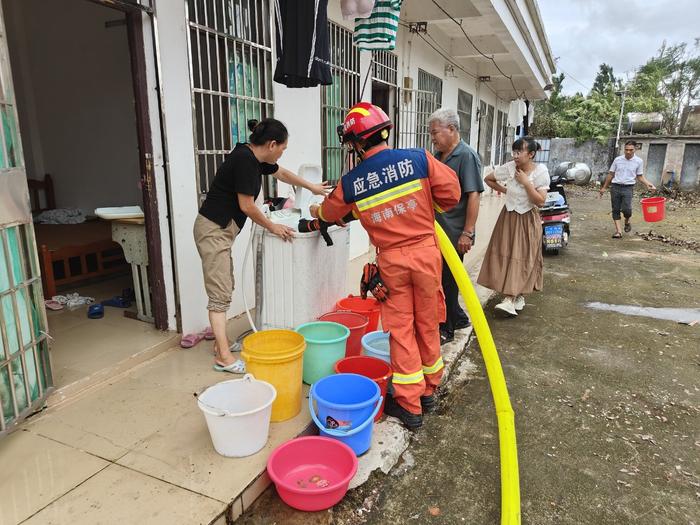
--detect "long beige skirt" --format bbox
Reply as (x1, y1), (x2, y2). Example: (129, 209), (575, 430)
(477, 207), (543, 296)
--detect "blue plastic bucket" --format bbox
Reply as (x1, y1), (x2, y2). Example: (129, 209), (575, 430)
(296, 321), (350, 384)
(361, 331), (390, 364)
(309, 373), (382, 456)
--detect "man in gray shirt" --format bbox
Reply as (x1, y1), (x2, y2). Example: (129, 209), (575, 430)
(599, 140), (656, 238)
(429, 108), (484, 344)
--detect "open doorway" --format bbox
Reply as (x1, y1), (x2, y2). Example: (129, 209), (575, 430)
(3, 0), (173, 394)
(370, 50), (399, 148)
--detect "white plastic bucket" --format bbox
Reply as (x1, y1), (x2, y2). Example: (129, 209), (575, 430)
(197, 374), (277, 457)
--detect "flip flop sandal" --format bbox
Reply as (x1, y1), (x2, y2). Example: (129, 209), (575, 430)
(101, 296), (132, 308)
(180, 332), (206, 349)
(624, 222), (631, 232)
(213, 359), (246, 374)
(87, 304), (104, 319)
(211, 341), (242, 356)
(203, 327), (216, 340)
(612, 232), (622, 239)
(45, 300), (64, 311)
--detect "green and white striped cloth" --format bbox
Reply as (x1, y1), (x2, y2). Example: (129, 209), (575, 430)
(353, 0), (403, 50)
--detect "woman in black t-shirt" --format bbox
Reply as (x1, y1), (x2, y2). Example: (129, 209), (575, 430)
(194, 119), (330, 373)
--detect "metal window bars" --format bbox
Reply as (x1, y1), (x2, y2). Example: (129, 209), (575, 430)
(0, 224), (52, 436)
(415, 69), (442, 151)
(478, 101), (495, 164)
(187, 0), (276, 199)
(457, 89), (473, 146)
(0, 20), (21, 170)
(371, 49), (397, 87)
(395, 88), (438, 150)
(321, 21), (360, 185)
(495, 109), (506, 164)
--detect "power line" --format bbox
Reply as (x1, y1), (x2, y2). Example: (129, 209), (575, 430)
(557, 67), (592, 92)
(423, 30), (477, 79)
(429, 0), (525, 99)
(398, 20), (501, 100)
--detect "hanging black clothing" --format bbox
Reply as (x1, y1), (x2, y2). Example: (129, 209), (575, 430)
(273, 0), (332, 88)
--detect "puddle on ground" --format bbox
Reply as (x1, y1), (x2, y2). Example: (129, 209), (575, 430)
(585, 302), (700, 324)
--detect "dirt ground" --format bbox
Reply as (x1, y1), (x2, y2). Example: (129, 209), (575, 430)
(239, 188), (700, 525)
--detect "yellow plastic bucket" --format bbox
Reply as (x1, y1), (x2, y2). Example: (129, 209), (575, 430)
(241, 330), (306, 422)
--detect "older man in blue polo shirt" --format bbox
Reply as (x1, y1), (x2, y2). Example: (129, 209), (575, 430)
(599, 140), (656, 238)
(429, 108), (484, 345)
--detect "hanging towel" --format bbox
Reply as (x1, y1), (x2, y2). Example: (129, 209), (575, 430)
(341, 0), (376, 20)
(274, 0), (332, 88)
(507, 98), (527, 128)
(353, 0), (403, 51)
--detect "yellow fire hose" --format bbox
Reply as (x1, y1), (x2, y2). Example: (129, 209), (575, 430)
(434, 220), (521, 525)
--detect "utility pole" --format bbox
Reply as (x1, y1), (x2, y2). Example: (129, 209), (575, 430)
(615, 90), (628, 148)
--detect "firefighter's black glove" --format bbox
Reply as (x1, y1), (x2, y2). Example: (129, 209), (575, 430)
(360, 263), (389, 302)
(297, 218), (334, 246)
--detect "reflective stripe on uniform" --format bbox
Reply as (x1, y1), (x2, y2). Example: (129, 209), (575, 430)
(392, 369), (424, 385)
(433, 201), (445, 214)
(422, 356), (444, 375)
(356, 179), (422, 211)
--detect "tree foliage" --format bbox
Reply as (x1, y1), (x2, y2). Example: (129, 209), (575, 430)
(532, 40), (700, 141)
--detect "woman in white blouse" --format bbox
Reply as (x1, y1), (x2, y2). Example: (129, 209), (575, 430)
(478, 138), (550, 316)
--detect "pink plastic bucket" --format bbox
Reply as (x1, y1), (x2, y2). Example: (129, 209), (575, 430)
(319, 311), (369, 357)
(267, 436), (358, 511)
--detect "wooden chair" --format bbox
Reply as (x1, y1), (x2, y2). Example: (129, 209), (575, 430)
(27, 174), (56, 213)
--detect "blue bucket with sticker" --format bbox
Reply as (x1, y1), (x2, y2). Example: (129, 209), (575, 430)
(309, 373), (382, 456)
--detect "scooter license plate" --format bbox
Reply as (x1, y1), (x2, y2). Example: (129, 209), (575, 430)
(545, 224), (564, 236)
(545, 224), (564, 247)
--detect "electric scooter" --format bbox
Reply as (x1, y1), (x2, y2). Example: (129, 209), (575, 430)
(540, 172), (571, 255)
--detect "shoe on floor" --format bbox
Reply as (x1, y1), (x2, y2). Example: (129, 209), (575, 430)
(454, 317), (471, 330)
(439, 330), (454, 346)
(213, 358), (246, 374)
(495, 297), (517, 317)
(513, 295), (525, 311)
(624, 221), (631, 233)
(384, 394), (423, 430)
(420, 393), (437, 413)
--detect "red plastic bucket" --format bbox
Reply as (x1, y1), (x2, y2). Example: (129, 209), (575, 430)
(641, 197), (666, 222)
(334, 356), (392, 422)
(335, 295), (381, 332)
(319, 311), (369, 357)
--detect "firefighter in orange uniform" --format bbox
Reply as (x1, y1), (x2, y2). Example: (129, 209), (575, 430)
(310, 102), (460, 430)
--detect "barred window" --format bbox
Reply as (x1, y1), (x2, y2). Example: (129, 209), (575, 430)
(187, 0), (275, 199)
(321, 22), (360, 185)
(494, 109), (506, 164)
(372, 50), (397, 87)
(415, 69), (442, 150)
(457, 89), (473, 145)
(478, 101), (494, 164)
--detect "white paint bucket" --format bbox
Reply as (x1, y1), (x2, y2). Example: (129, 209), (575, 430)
(197, 374), (277, 457)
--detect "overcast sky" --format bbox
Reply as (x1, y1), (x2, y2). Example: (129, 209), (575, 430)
(539, 0), (700, 95)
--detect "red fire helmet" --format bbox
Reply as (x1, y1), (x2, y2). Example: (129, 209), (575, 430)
(337, 102), (393, 144)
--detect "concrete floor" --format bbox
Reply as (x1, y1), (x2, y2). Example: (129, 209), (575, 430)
(238, 189), (700, 524)
(47, 275), (175, 393)
(0, 194), (506, 525)
(43, 275), (177, 409)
